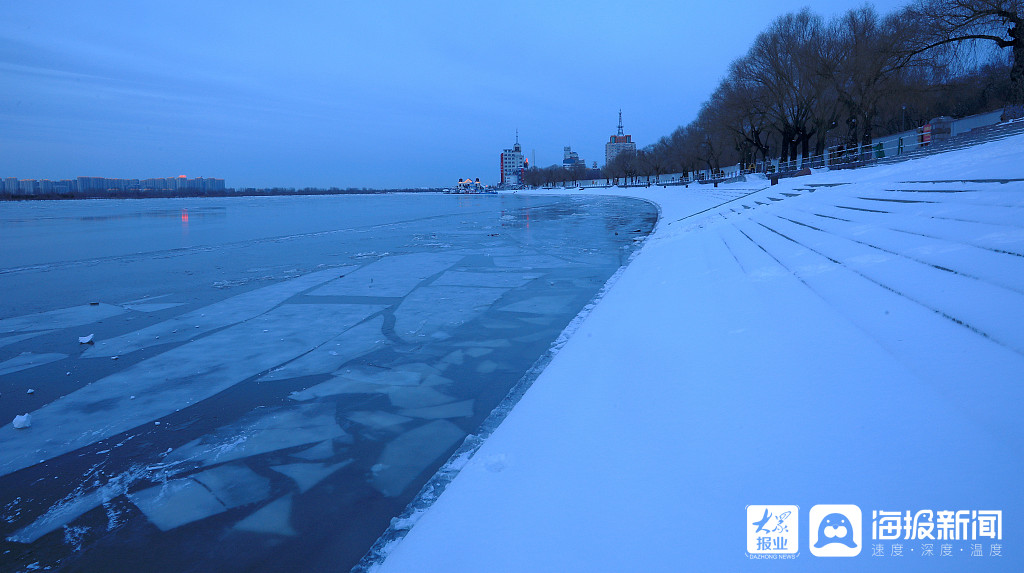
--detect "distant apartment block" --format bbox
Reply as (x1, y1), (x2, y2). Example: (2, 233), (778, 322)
(605, 110), (636, 166)
(500, 134), (528, 186)
(0, 175), (226, 196)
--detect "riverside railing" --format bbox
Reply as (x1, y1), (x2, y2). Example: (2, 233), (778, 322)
(566, 108), (1018, 189)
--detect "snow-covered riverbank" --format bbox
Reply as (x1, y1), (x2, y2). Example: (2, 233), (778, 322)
(374, 133), (1024, 572)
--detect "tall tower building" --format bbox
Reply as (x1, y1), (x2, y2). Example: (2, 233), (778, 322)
(604, 110), (636, 166)
(500, 131), (527, 186)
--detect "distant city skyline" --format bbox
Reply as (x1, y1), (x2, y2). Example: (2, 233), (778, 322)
(3, 0), (909, 189)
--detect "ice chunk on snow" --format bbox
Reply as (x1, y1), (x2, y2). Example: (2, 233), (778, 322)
(166, 403), (349, 467)
(370, 420), (466, 497)
(0, 304), (125, 335)
(0, 303), (375, 478)
(233, 495), (296, 536)
(0, 352), (67, 376)
(311, 253), (463, 297)
(270, 460), (352, 493)
(393, 286), (508, 339)
(398, 400), (474, 420)
(12, 414), (31, 429)
(78, 334), (94, 344)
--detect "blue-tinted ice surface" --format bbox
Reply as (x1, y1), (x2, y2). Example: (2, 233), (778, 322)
(0, 193), (656, 571)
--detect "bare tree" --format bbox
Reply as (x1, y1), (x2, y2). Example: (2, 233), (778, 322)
(736, 9), (829, 163)
(904, 0), (1023, 104)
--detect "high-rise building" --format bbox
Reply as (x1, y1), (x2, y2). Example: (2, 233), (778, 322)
(500, 132), (527, 186)
(605, 110), (636, 166)
(563, 146), (585, 169)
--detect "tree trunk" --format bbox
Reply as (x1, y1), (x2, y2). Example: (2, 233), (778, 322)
(1012, 25), (1024, 105)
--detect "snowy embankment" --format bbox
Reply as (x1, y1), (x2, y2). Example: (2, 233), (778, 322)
(375, 135), (1024, 572)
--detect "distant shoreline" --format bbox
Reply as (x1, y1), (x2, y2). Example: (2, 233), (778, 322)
(0, 188), (446, 201)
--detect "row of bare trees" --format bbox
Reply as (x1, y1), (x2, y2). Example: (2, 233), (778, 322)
(656, 0), (1022, 176)
(528, 0), (1020, 185)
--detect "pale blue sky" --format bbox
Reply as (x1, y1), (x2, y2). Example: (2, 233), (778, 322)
(2, 1), (907, 189)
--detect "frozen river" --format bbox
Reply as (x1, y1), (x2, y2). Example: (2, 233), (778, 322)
(0, 193), (657, 571)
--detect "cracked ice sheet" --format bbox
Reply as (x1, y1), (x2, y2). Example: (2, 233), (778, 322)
(311, 253), (464, 297)
(166, 403), (349, 467)
(498, 295), (575, 315)
(129, 464), (271, 531)
(370, 420), (466, 497)
(0, 331), (54, 349)
(491, 255), (570, 269)
(271, 460), (352, 493)
(0, 304), (375, 478)
(0, 352), (67, 376)
(257, 316), (386, 382)
(288, 367), (452, 402)
(234, 495), (296, 536)
(122, 302), (185, 313)
(399, 400), (475, 420)
(393, 286), (508, 339)
(0, 303), (126, 334)
(85, 267), (350, 357)
(430, 271), (541, 289)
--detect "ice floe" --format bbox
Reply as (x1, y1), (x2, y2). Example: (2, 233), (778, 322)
(271, 460), (352, 493)
(256, 315), (386, 382)
(166, 403), (349, 467)
(311, 253), (464, 297)
(0, 304), (126, 335)
(85, 267), (348, 357)
(430, 271), (540, 289)
(0, 352), (67, 376)
(290, 439), (336, 461)
(233, 495), (296, 536)
(0, 305), (375, 477)
(398, 400), (474, 420)
(498, 295), (575, 315)
(387, 386), (456, 409)
(491, 255), (569, 269)
(347, 411), (414, 431)
(0, 331), (54, 349)
(393, 286), (507, 339)
(129, 463), (271, 531)
(370, 420), (466, 497)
